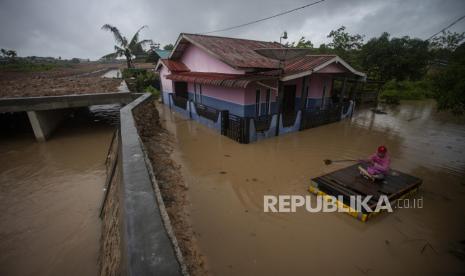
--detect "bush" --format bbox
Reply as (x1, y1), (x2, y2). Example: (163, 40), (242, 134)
(379, 79), (433, 104)
(122, 68), (147, 79)
(431, 43), (465, 115)
(122, 68), (160, 92)
(379, 89), (400, 104)
(144, 85), (160, 99)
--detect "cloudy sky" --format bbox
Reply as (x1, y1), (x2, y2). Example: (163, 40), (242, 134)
(0, 0), (464, 60)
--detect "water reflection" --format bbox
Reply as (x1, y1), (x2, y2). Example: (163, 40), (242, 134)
(101, 69), (121, 79)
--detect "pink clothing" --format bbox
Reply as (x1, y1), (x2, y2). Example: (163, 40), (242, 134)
(367, 153), (390, 175)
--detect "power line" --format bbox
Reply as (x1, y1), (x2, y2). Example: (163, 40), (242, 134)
(199, 0), (325, 35)
(427, 14), (465, 40)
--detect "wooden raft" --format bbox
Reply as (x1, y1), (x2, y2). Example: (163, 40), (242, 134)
(309, 163), (422, 222)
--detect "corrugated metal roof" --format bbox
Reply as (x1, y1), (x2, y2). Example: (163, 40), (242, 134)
(171, 33), (283, 69)
(166, 72), (277, 88)
(284, 55), (336, 73)
(166, 33), (365, 77)
(160, 59), (190, 72)
(154, 49), (171, 59)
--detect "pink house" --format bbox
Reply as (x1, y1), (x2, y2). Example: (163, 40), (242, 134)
(156, 33), (365, 143)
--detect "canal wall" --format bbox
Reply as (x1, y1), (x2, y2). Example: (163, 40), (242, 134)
(99, 93), (186, 276)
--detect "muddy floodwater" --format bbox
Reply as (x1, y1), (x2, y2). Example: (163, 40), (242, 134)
(0, 108), (116, 275)
(159, 100), (465, 275)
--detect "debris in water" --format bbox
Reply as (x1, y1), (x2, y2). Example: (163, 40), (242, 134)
(220, 171), (227, 174)
(371, 108), (387, 114)
(224, 154), (231, 157)
(407, 116), (420, 122)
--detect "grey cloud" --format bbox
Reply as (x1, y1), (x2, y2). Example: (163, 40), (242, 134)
(0, 0), (464, 59)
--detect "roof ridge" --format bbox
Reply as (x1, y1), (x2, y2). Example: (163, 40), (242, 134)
(181, 33), (281, 45)
(304, 54), (337, 57)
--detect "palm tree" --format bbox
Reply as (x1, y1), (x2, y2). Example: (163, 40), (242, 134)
(101, 24), (153, 68)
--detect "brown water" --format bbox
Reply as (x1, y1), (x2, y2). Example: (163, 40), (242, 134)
(159, 100), (465, 275)
(0, 109), (115, 276)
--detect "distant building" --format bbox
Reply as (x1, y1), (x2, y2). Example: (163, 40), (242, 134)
(154, 49), (171, 59)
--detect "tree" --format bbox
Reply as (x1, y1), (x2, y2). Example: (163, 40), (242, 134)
(327, 26), (364, 67)
(101, 24), (153, 68)
(287, 36), (314, 48)
(327, 26), (364, 52)
(359, 33), (429, 81)
(163, 44), (174, 50)
(1, 48), (17, 60)
(431, 43), (465, 114)
(430, 30), (465, 51)
(430, 31), (465, 64)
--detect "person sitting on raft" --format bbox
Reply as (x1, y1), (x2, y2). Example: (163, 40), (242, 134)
(359, 145), (391, 180)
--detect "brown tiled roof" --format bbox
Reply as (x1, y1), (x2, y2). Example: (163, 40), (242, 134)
(166, 72), (277, 88)
(172, 33), (283, 69)
(159, 59), (190, 72)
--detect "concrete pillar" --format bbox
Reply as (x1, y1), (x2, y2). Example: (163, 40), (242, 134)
(27, 109), (67, 142)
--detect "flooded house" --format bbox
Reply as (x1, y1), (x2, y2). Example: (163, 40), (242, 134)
(156, 33), (366, 143)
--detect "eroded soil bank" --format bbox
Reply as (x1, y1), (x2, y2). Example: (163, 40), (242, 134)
(156, 100), (465, 275)
(133, 99), (207, 275)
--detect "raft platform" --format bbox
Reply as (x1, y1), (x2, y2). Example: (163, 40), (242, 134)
(309, 163), (422, 222)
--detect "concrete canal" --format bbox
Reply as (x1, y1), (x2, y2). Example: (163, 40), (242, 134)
(159, 100), (465, 275)
(0, 107), (118, 275)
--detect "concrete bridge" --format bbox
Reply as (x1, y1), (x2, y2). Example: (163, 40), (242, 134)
(0, 92), (138, 141)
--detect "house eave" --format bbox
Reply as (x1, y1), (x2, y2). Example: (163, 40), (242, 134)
(280, 56), (366, 82)
(155, 59), (164, 71)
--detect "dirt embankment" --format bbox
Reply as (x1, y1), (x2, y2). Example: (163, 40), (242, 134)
(133, 99), (208, 275)
(0, 63), (123, 98)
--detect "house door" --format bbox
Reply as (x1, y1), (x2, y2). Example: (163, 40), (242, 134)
(282, 85), (296, 114)
(174, 81), (188, 99)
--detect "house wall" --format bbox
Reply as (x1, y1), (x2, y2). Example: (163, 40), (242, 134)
(317, 63), (348, 74)
(186, 82), (249, 116)
(245, 83), (278, 116)
(239, 74), (338, 116)
(159, 66), (173, 103)
(306, 73), (334, 109)
(181, 44), (245, 74)
(158, 43), (249, 115)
